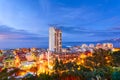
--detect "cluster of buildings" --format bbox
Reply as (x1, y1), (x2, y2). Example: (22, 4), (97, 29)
(0, 27), (117, 79)
(48, 27), (114, 53)
(62, 43), (114, 53)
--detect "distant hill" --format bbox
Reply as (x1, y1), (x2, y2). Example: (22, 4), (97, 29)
(62, 38), (120, 48)
(99, 38), (120, 48)
(101, 38), (120, 42)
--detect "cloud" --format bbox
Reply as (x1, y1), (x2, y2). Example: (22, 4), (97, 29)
(51, 7), (101, 25)
(0, 25), (48, 49)
(111, 26), (120, 30)
(58, 25), (87, 33)
(0, 25), (48, 41)
(90, 31), (120, 37)
(57, 25), (120, 38)
(38, 0), (51, 17)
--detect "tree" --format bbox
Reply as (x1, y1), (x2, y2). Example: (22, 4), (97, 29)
(112, 51), (120, 66)
(0, 68), (8, 80)
(85, 48), (113, 69)
(112, 71), (120, 80)
(53, 58), (60, 73)
(37, 73), (52, 80)
(53, 58), (65, 74)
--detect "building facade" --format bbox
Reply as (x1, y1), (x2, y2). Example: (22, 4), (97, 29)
(49, 27), (62, 53)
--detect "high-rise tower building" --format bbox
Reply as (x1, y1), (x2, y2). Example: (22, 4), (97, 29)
(49, 27), (62, 53)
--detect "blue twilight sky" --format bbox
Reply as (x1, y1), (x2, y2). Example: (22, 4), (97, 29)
(0, 0), (120, 49)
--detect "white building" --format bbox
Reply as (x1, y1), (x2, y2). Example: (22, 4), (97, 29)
(96, 43), (102, 49)
(49, 27), (62, 53)
(81, 44), (88, 48)
(107, 43), (113, 49)
(89, 44), (95, 48)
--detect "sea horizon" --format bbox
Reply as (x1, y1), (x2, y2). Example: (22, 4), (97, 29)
(1, 41), (120, 50)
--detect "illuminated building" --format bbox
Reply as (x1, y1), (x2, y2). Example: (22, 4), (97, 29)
(81, 44), (88, 48)
(96, 43), (102, 49)
(113, 48), (120, 52)
(107, 43), (113, 49)
(102, 43), (108, 50)
(49, 27), (62, 53)
(89, 44), (94, 48)
(20, 61), (36, 70)
(3, 57), (15, 68)
(25, 52), (35, 62)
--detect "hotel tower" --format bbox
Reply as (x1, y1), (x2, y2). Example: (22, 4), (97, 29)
(49, 27), (62, 53)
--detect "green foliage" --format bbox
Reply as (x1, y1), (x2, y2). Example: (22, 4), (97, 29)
(37, 73), (58, 80)
(0, 68), (8, 80)
(37, 73), (51, 80)
(1, 50), (120, 80)
(85, 48), (113, 69)
(112, 71), (120, 80)
(53, 58), (64, 73)
(112, 51), (120, 66)
(0, 68), (20, 80)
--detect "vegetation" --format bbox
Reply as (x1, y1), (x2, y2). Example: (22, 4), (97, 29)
(0, 50), (120, 80)
(0, 68), (20, 80)
(112, 51), (120, 66)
